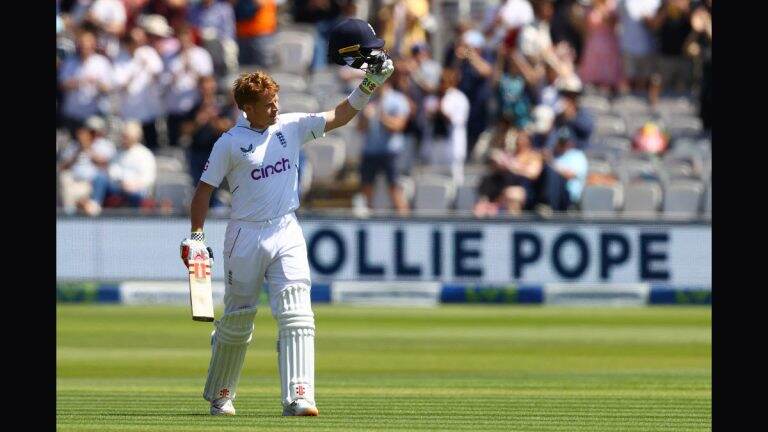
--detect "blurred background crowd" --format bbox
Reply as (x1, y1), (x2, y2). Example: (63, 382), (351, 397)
(56, 0), (712, 219)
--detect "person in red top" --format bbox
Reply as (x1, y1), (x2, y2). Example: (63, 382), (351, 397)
(232, 0), (277, 66)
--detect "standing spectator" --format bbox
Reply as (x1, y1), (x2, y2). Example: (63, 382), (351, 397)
(484, 0), (534, 47)
(578, 0), (625, 94)
(144, 0), (189, 31)
(550, 0), (589, 62)
(537, 127), (588, 211)
(58, 28), (113, 135)
(58, 118), (116, 214)
(139, 14), (178, 60)
(545, 75), (594, 149)
(233, 0), (277, 67)
(685, 0), (711, 131)
(181, 76), (233, 207)
(80, 121), (157, 215)
(84, 0), (127, 59)
(188, 0), (239, 78)
(357, 79), (411, 216)
(444, 28), (495, 158)
(292, 0), (351, 71)
(378, 0), (430, 59)
(113, 26), (165, 150)
(163, 25), (214, 147)
(650, 0), (694, 95)
(618, 0), (661, 97)
(475, 130), (543, 217)
(420, 69), (470, 184)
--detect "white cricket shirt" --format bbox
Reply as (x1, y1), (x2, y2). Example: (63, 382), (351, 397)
(200, 112), (326, 221)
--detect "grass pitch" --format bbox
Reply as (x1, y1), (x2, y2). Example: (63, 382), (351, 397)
(57, 305), (710, 431)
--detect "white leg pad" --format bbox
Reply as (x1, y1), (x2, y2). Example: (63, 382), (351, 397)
(275, 285), (316, 407)
(203, 306), (257, 402)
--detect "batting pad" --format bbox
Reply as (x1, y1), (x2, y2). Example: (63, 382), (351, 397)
(203, 306), (257, 402)
(275, 284), (316, 406)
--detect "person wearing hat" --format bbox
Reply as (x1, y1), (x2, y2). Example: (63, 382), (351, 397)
(537, 126), (588, 211)
(544, 74), (595, 150)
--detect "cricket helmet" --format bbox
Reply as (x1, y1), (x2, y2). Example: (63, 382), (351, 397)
(328, 18), (389, 73)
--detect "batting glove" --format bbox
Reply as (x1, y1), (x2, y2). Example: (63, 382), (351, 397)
(359, 59), (394, 95)
(180, 232), (214, 268)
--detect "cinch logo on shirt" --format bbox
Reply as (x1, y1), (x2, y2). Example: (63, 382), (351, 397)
(251, 157), (291, 180)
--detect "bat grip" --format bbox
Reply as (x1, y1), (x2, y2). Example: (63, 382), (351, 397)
(207, 247), (214, 261)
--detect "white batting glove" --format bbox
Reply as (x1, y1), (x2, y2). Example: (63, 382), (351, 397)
(180, 232), (213, 268)
(359, 59), (394, 95)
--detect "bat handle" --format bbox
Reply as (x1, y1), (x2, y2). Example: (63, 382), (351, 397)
(207, 247), (214, 262)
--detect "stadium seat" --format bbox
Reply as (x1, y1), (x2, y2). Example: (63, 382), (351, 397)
(616, 159), (659, 184)
(271, 72), (307, 93)
(663, 115), (703, 139)
(371, 175), (414, 211)
(454, 184), (478, 213)
(272, 31), (314, 74)
(663, 181), (704, 218)
(579, 94), (611, 114)
(588, 160), (613, 176)
(413, 179), (456, 215)
(303, 137), (345, 183)
(279, 92), (320, 113)
(155, 155), (185, 174)
(594, 115), (627, 137)
(611, 95), (650, 114)
(154, 178), (193, 212)
(622, 182), (662, 217)
(580, 184), (622, 217)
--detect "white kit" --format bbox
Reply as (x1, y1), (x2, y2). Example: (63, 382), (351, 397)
(200, 111), (325, 411)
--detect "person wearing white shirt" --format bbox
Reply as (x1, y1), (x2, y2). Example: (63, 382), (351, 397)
(114, 27), (165, 149)
(80, 121), (156, 216)
(421, 69), (470, 184)
(58, 29), (113, 134)
(164, 26), (214, 147)
(178, 59), (394, 417)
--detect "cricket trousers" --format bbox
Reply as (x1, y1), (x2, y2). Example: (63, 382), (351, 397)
(204, 212), (316, 407)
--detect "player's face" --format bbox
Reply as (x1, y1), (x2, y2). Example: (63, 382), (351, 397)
(244, 94), (279, 128)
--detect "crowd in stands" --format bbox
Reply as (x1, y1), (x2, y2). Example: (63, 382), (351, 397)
(56, 0), (712, 219)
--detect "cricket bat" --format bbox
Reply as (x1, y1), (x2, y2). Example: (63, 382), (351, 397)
(188, 256), (214, 322)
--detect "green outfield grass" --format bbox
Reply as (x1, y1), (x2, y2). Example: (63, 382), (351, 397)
(57, 305), (711, 431)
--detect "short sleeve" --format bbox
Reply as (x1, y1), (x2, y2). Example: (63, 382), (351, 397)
(283, 113), (327, 144)
(199, 137), (232, 187)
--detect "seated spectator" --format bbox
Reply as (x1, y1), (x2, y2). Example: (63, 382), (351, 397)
(420, 69), (470, 184)
(78, 121), (157, 215)
(536, 128), (588, 211)
(545, 75), (594, 149)
(188, 0), (239, 77)
(113, 26), (164, 150)
(182, 76), (233, 206)
(58, 117), (116, 214)
(163, 25), (214, 147)
(357, 79), (411, 216)
(234, 0), (277, 67)
(475, 129), (543, 217)
(58, 28), (113, 135)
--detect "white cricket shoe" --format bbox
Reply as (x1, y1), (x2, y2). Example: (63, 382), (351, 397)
(282, 399), (319, 416)
(210, 398), (236, 416)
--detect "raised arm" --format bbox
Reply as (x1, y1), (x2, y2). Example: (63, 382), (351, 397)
(322, 59), (394, 133)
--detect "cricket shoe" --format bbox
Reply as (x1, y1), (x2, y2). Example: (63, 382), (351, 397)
(210, 398), (236, 416)
(282, 399), (319, 416)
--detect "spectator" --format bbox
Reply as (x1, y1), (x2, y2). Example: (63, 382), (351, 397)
(144, 0), (189, 31)
(79, 121), (157, 215)
(182, 76), (232, 206)
(113, 26), (165, 150)
(163, 25), (214, 147)
(139, 13), (178, 60)
(578, 0), (625, 94)
(420, 69), (470, 184)
(496, 50), (536, 132)
(378, 0), (430, 59)
(444, 28), (495, 158)
(357, 79), (411, 216)
(58, 117), (116, 214)
(550, 0), (589, 62)
(617, 0), (661, 98)
(685, 0), (711, 131)
(409, 43), (442, 96)
(83, 0), (127, 58)
(649, 0), (694, 95)
(292, 0), (352, 71)
(188, 0), (239, 77)
(545, 75), (594, 149)
(475, 130), (543, 217)
(233, 0), (277, 67)
(537, 127), (588, 211)
(58, 28), (113, 135)
(518, 0), (568, 76)
(484, 0), (534, 47)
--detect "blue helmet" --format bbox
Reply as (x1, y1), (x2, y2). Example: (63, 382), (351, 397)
(328, 18), (388, 73)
